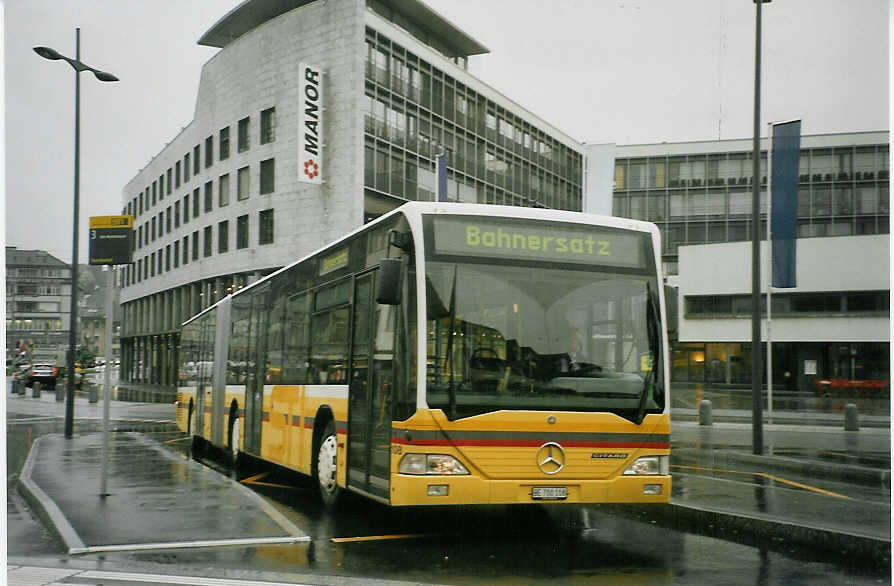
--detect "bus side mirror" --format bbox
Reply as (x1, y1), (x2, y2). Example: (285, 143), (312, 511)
(376, 258), (402, 305)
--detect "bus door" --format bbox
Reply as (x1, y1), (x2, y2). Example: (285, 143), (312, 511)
(348, 271), (394, 501)
(194, 314), (213, 438)
(243, 284), (270, 454)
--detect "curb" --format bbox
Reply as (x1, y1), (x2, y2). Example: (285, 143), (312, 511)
(667, 502), (891, 567)
(16, 435), (87, 553)
(601, 502), (891, 569)
(673, 448), (891, 488)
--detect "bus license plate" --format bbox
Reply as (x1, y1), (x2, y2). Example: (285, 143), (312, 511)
(532, 487), (567, 500)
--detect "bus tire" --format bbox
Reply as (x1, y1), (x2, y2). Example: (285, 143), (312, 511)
(316, 419), (342, 509)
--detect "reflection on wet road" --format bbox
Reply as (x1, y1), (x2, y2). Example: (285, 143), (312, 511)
(6, 403), (889, 585)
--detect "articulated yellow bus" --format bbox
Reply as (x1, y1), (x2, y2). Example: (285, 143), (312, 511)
(177, 202), (670, 508)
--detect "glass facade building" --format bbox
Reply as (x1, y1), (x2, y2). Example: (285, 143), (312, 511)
(612, 133), (890, 416)
(612, 133), (889, 276)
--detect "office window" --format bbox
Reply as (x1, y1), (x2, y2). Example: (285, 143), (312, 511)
(204, 136), (213, 168)
(218, 220), (229, 253)
(174, 241), (180, 268)
(166, 207), (172, 233)
(238, 117), (250, 152)
(183, 194), (190, 223)
(204, 181), (213, 212)
(193, 145), (200, 175)
(219, 174), (230, 207)
(236, 214), (249, 249)
(237, 166), (250, 200)
(154, 179), (159, 204)
(175, 161), (181, 188)
(175, 201), (181, 228)
(192, 231), (199, 260)
(151, 217), (156, 241)
(192, 188), (200, 217)
(184, 153), (190, 182)
(166, 168), (172, 195)
(151, 251), (156, 277)
(203, 226), (213, 257)
(259, 209), (274, 245)
(182, 237), (189, 265)
(165, 245), (171, 272)
(260, 107), (276, 144)
(220, 126), (230, 161)
(260, 158), (275, 194)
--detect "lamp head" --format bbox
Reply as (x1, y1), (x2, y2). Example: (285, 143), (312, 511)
(34, 46), (63, 60)
(93, 70), (119, 82)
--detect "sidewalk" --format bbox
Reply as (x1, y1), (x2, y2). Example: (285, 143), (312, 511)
(18, 432), (309, 555)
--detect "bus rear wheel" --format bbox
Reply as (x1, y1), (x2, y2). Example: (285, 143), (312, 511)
(316, 420), (342, 509)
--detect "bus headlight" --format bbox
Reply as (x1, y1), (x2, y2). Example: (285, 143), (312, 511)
(623, 456), (669, 476)
(399, 454), (469, 475)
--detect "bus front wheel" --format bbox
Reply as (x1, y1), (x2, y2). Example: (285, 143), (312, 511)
(316, 420), (342, 509)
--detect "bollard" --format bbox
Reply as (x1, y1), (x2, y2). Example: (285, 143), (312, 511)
(698, 399), (713, 426)
(844, 403), (859, 431)
(88, 382), (99, 403)
(55, 383), (64, 401)
(32, 381), (41, 398)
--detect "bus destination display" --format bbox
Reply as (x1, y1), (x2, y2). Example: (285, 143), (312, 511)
(431, 216), (645, 269)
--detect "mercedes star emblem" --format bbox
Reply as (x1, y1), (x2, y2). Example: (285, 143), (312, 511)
(536, 442), (565, 475)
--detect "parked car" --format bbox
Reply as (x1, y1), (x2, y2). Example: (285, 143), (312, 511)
(25, 363), (59, 389)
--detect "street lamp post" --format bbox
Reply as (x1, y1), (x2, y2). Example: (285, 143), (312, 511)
(34, 29), (118, 439)
(751, 0), (771, 456)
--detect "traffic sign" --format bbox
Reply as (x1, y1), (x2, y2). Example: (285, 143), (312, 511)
(89, 215), (134, 265)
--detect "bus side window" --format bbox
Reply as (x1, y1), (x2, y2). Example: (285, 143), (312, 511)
(283, 293), (311, 384)
(310, 307), (350, 384)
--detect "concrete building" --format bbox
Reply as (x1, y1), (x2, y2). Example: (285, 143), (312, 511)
(5, 247), (72, 361)
(610, 131), (890, 392)
(611, 131), (889, 276)
(118, 0), (585, 386)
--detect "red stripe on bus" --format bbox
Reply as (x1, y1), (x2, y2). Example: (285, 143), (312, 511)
(391, 438), (669, 449)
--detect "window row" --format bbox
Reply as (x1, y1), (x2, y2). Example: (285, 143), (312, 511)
(615, 145), (889, 190)
(134, 159), (275, 251)
(613, 183), (889, 222)
(652, 217), (887, 256)
(124, 209), (274, 288)
(126, 108), (276, 219)
(363, 94), (580, 207)
(364, 141), (579, 211)
(365, 31), (582, 182)
(12, 283), (62, 295)
(685, 291), (889, 317)
(6, 318), (64, 331)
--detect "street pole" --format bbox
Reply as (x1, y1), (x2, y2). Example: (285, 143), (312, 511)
(34, 31), (118, 439)
(64, 28), (82, 439)
(100, 266), (114, 496)
(751, 0), (768, 455)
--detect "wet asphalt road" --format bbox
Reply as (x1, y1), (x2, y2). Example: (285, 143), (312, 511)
(6, 389), (890, 585)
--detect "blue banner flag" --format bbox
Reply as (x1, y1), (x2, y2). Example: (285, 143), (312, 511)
(437, 153), (448, 202)
(770, 120), (801, 288)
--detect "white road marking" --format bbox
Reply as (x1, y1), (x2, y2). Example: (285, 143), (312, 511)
(68, 535), (310, 555)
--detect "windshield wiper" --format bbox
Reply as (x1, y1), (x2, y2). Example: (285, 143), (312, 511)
(635, 282), (661, 424)
(444, 265), (458, 420)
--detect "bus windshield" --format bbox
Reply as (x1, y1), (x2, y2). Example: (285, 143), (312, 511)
(424, 223), (663, 422)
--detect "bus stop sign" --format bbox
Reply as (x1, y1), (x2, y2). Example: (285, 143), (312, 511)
(89, 215), (134, 265)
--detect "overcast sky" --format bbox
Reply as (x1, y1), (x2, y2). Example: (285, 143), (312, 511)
(3, 0), (889, 263)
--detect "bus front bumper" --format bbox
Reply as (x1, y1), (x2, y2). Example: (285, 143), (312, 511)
(388, 474), (671, 506)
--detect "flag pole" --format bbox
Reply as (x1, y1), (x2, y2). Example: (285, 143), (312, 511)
(766, 122), (774, 422)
